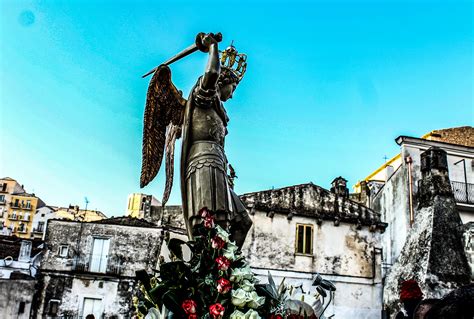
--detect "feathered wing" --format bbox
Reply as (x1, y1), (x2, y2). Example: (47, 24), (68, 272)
(140, 65), (185, 192)
(162, 124), (181, 205)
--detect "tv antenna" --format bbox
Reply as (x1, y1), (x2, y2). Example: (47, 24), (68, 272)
(84, 197), (89, 211)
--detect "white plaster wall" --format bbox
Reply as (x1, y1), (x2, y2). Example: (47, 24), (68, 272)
(243, 214), (380, 278)
(242, 212), (383, 318)
(32, 206), (57, 239)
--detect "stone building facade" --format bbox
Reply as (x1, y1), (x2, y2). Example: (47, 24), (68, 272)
(0, 177), (46, 238)
(0, 235), (44, 319)
(367, 134), (474, 277)
(154, 178), (387, 318)
(383, 147), (471, 317)
(36, 217), (162, 319)
(239, 180), (387, 319)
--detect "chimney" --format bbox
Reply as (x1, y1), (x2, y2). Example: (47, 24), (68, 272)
(331, 176), (349, 198)
(417, 147), (453, 209)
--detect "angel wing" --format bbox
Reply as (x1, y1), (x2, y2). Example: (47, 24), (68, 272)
(140, 65), (186, 206)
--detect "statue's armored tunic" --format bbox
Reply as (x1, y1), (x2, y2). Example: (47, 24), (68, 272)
(185, 80), (233, 226)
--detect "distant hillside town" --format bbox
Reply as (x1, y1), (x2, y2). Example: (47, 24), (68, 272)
(0, 126), (473, 318)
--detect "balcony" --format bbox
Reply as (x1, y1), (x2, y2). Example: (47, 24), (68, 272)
(8, 214), (18, 220)
(15, 226), (28, 234)
(72, 255), (122, 275)
(10, 203), (32, 210)
(452, 181), (474, 205)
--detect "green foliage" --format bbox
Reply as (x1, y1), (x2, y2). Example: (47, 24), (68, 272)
(135, 211), (263, 318)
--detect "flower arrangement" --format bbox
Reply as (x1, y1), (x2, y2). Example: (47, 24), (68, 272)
(135, 208), (265, 319)
(135, 208), (335, 319)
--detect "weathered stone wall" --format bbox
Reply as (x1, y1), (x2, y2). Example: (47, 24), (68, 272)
(0, 279), (36, 319)
(42, 220), (162, 277)
(38, 274), (137, 318)
(37, 219), (163, 318)
(383, 148), (471, 317)
(241, 184), (383, 227)
(373, 140), (474, 267)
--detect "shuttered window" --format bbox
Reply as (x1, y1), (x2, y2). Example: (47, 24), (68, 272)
(296, 224), (313, 255)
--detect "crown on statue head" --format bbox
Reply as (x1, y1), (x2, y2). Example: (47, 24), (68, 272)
(220, 43), (247, 82)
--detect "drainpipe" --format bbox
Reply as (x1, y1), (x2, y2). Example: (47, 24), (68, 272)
(406, 156), (414, 227)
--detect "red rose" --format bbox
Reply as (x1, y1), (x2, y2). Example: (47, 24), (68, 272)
(199, 207), (210, 218)
(182, 299), (197, 314)
(270, 315), (284, 319)
(211, 236), (226, 249)
(204, 215), (215, 228)
(209, 303), (225, 319)
(188, 315), (198, 319)
(216, 277), (232, 294)
(400, 279), (423, 301)
(215, 256), (231, 271)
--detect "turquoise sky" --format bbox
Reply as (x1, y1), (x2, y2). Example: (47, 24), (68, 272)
(1, 0), (472, 216)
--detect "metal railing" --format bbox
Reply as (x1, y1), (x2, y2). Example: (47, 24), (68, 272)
(72, 256), (122, 275)
(452, 181), (474, 204)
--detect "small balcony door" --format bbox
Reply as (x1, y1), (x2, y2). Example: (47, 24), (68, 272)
(90, 238), (110, 273)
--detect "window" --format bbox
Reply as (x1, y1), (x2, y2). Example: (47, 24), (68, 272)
(23, 212), (30, 221)
(59, 245), (69, 257)
(1, 183), (6, 192)
(26, 200), (31, 209)
(37, 221), (45, 232)
(19, 241), (32, 261)
(18, 301), (25, 314)
(296, 224), (313, 255)
(48, 300), (60, 316)
(90, 238), (110, 273)
(0, 194), (5, 203)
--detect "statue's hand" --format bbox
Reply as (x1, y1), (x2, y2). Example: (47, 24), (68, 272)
(196, 32), (222, 52)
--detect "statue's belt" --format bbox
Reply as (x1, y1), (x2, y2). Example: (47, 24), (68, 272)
(185, 141), (226, 179)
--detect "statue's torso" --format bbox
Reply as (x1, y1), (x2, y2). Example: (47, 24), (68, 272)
(189, 102), (226, 146)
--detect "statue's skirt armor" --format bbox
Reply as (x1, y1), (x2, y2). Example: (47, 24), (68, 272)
(185, 141), (233, 226)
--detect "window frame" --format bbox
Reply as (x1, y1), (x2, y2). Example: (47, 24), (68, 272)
(295, 223), (314, 256)
(59, 245), (69, 258)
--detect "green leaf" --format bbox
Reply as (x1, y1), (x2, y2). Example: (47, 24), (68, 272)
(255, 284), (278, 301)
(167, 238), (187, 260)
(267, 271), (278, 298)
(159, 261), (191, 283)
(277, 277), (287, 297)
(149, 284), (167, 309)
(162, 290), (184, 316)
(136, 270), (152, 291)
(138, 301), (149, 315)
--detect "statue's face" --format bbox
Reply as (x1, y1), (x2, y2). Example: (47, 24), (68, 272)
(219, 82), (237, 102)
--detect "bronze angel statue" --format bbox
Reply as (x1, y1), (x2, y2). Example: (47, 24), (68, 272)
(140, 32), (252, 247)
